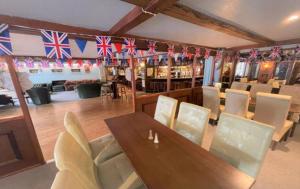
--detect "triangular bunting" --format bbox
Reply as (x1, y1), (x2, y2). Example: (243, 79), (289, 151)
(75, 38), (88, 53)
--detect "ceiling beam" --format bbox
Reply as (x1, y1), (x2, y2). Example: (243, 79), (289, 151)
(123, 1), (274, 44)
(0, 14), (217, 55)
(109, 0), (178, 35)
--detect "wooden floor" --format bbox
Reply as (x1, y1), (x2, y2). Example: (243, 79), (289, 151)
(1, 96), (133, 160)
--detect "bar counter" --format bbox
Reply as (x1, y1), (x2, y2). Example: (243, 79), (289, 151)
(145, 76), (203, 92)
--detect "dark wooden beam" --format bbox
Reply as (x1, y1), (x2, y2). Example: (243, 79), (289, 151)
(110, 0), (178, 35)
(230, 38), (300, 50)
(123, 1), (274, 44)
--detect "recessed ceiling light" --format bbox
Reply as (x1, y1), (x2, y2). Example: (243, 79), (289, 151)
(288, 15), (299, 21)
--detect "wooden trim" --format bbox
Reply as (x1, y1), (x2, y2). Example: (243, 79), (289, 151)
(110, 0), (178, 35)
(5, 56), (45, 163)
(130, 55), (137, 111)
(167, 55), (172, 92)
(191, 56), (197, 88)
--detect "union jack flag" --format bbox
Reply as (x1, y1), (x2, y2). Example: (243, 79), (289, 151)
(96, 36), (112, 57)
(269, 46), (281, 59)
(41, 30), (71, 59)
(41, 59), (50, 68)
(195, 47), (201, 57)
(25, 57), (35, 68)
(182, 46), (188, 58)
(124, 38), (136, 55)
(167, 44), (175, 57)
(295, 45), (300, 54)
(215, 50), (223, 61)
(147, 41), (156, 55)
(249, 48), (258, 60)
(204, 48), (211, 59)
(0, 24), (13, 55)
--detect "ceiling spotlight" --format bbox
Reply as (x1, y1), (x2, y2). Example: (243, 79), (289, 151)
(288, 15), (299, 22)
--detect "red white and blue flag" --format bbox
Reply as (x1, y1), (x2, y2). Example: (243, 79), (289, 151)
(195, 47), (201, 57)
(0, 24), (13, 55)
(96, 36), (112, 57)
(25, 57), (34, 68)
(124, 38), (136, 55)
(182, 46), (188, 58)
(269, 46), (281, 59)
(167, 44), (175, 57)
(204, 48), (211, 59)
(41, 30), (71, 59)
(249, 48), (258, 60)
(147, 41), (156, 55)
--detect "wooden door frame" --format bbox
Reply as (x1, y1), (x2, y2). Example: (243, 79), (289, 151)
(1, 56), (45, 176)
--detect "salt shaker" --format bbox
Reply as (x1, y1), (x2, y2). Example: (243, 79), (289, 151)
(148, 129), (154, 140)
(154, 133), (159, 144)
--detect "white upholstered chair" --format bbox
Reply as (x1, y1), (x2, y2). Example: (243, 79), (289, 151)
(154, 95), (178, 129)
(202, 86), (221, 122)
(249, 83), (272, 104)
(222, 89), (254, 119)
(210, 113), (274, 178)
(279, 85), (300, 105)
(230, 82), (249, 91)
(174, 102), (210, 146)
(54, 132), (144, 189)
(64, 112), (122, 162)
(253, 93), (293, 149)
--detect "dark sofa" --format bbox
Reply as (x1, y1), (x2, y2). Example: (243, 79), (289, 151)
(0, 95), (14, 106)
(77, 83), (101, 99)
(26, 87), (51, 105)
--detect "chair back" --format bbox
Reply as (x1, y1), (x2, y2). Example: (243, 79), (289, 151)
(174, 102), (210, 145)
(54, 132), (99, 189)
(64, 112), (92, 157)
(26, 87), (50, 105)
(51, 170), (97, 189)
(230, 82), (248, 90)
(224, 89), (250, 117)
(210, 113), (274, 178)
(254, 93), (291, 133)
(249, 83), (272, 100)
(279, 85), (300, 105)
(154, 95), (178, 129)
(202, 86), (220, 120)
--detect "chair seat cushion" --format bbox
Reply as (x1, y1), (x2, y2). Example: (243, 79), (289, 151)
(94, 139), (123, 164)
(97, 153), (144, 189)
(273, 120), (293, 142)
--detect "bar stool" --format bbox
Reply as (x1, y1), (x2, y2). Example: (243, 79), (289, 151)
(117, 84), (127, 100)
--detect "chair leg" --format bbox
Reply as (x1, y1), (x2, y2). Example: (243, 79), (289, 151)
(284, 130), (290, 142)
(289, 123), (296, 137)
(271, 141), (277, 151)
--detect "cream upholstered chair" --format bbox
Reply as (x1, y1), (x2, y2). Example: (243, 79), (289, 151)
(54, 132), (144, 189)
(64, 112), (122, 162)
(51, 170), (141, 189)
(174, 102), (210, 146)
(154, 95), (178, 129)
(222, 89), (254, 119)
(210, 113), (274, 179)
(253, 93), (293, 150)
(279, 85), (300, 105)
(249, 83), (272, 104)
(202, 86), (221, 122)
(230, 82), (249, 91)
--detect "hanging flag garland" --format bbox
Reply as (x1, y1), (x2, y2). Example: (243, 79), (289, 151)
(75, 38), (87, 53)
(113, 43), (123, 54)
(182, 46), (188, 58)
(195, 47), (201, 57)
(41, 30), (71, 59)
(249, 48), (258, 60)
(55, 59), (64, 68)
(269, 46), (281, 60)
(66, 59), (73, 67)
(25, 57), (34, 68)
(147, 41), (157, 55)
(204, 48), (211, 59)
(96, 36), (112, 57)
(295, 45), (300, 55)
(0, 24), (13, 55)
(167, 44), (175, 57)
(13, 58), (22, 69)
(77, 59), (83, 68)
(41, 59), (50, 68)
(215, 50), (223, 62)
(124, 38), (136, 55)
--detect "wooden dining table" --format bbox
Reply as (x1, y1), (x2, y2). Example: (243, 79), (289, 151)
(105, 112), (255, 189)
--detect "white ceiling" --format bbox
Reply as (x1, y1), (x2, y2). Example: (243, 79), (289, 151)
(180, 0), (300, 41)
(0, 0), (134, 31)
(1, 0), (300, 48)
(127, 14), (255, 48)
